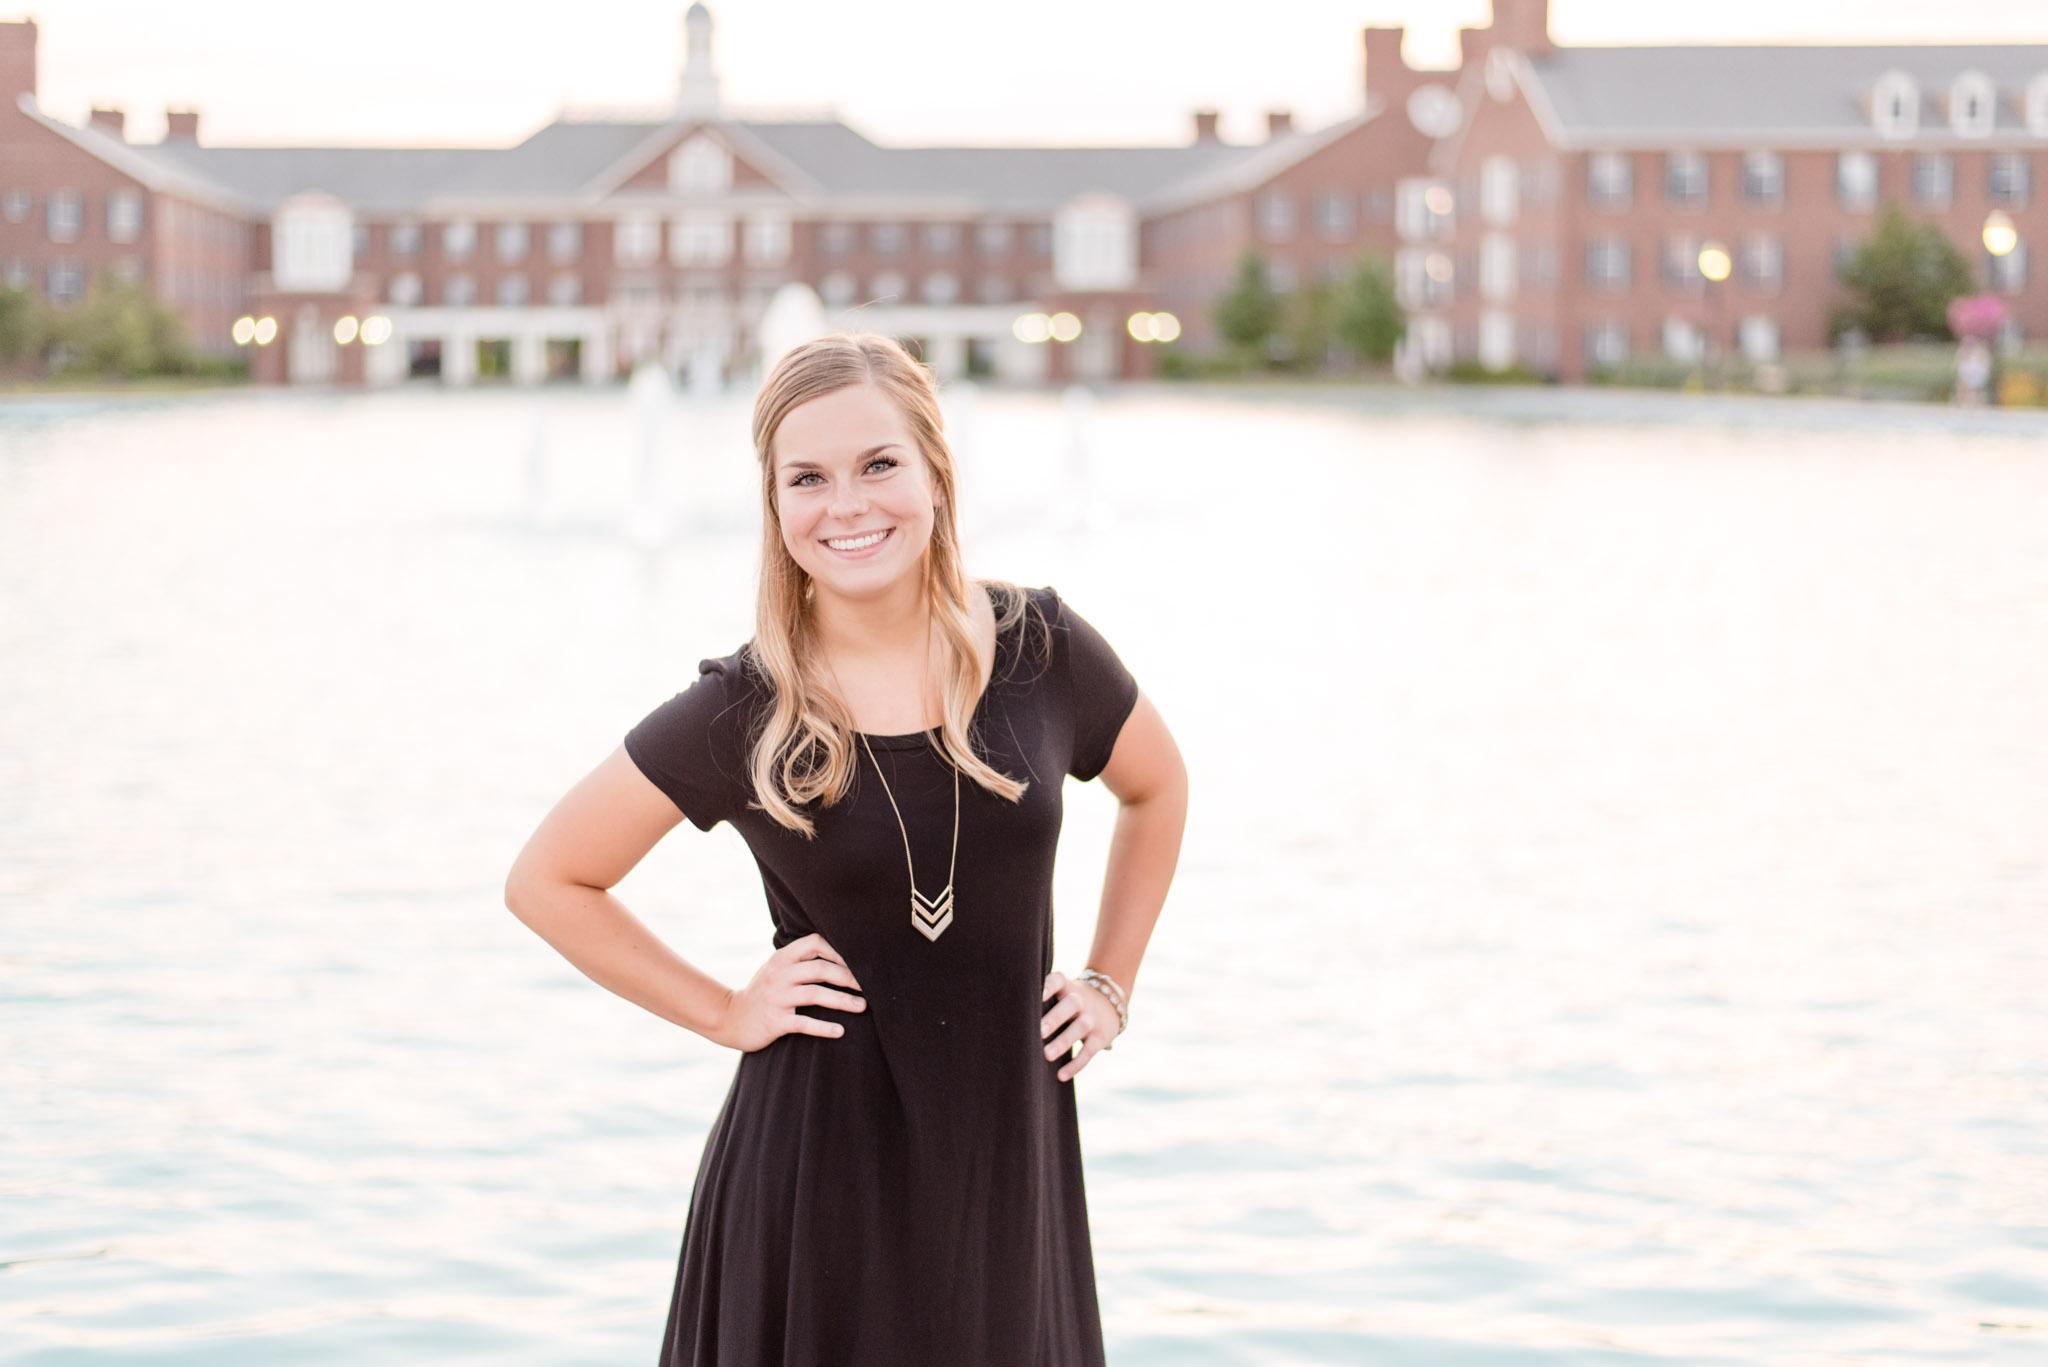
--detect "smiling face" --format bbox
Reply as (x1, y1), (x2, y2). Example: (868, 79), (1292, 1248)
(772, 381), (941, 606)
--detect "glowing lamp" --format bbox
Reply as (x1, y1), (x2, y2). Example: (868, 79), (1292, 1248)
(1012, 313), (1052, 344)
(332, 316), (360, 345)
(231, 316), (256, 346)
(1048, 312), (1082, 342)
(1697, 243), (1732, 283)
(253, 317), (278, 345)
(1984, 210), (2019, 257)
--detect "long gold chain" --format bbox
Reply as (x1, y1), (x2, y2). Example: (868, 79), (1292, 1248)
(858, 731), (959, 941)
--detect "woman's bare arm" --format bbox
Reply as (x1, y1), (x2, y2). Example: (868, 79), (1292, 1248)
(1040, 690), (1190, 1078)
(503, 746), (864, 1049)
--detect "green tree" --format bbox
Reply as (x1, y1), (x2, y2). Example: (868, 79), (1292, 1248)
(1832, 206), (1976, 343)
(0, 285), (46, 364)
(1212, 251), (1282, 360)
(1333, 255), (1405, 363)
(1276, 280), (1335, 370)
(49, 274), (192, 376)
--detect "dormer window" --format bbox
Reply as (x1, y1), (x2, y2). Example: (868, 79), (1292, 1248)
(2028, 74), (2048, 138)
(1872, 70), (1919, 139)
(668, 134), (732, 196)
(1950, 71), (1996, 138)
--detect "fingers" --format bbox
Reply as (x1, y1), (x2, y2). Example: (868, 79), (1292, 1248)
(786, 1014), (846, 1039)
(798, 985), (867, 1013)
(781, 934), (861, 989)
(1057, 1036), (1104, 1083)
(1044, 1016), (1090, 1061)
(1042, 970), (1066, 1002)
(1039, 992), (1080, 1040)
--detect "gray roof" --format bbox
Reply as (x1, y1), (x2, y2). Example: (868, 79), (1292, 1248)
(121, 112), (1263, 216)
(1526, 45), (2048, 145)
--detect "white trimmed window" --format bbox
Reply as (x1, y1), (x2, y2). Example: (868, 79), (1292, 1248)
(495, 275), (529, 307)
(387, 271), (422, 306)
(1739, 235), (1783, 293)
(744, 212), (791, 266)
(1662, 233), (1703, 290)
(46, 190), (82, 243)
(1990, 154), (2030, 207)
(4, 258), (31, 289)
(672, 211), (732, 266)
(1585, 236), (1631, 291)
(1480, 156), (1520, 226)
(921, 271), (958, 305)
(1587, 153), (1632, 209)
(546, 221), (581, 263)
(2, 189), (28, 224)
(1912, 154), (1954, 210)
(1266, 260), (1297, 294)
(977, 222), (1012, 256)
(547, 273), (582, 307)
(821, 223), (855, 257)
(1315, 191), (1354, 240)
(442, 219), (476, 261)
(1662, 316), (1704, 362)
(668, 134), (733, 195)
(1584, 321), (1628, 369)
(1742, 152), (1784, 208)
(1738, 315), (1780, 362)
(106, 189), (143, 244)
(443, 274), (476, 306)
(494, 222), (528, 262)
(923, 223), (958, 255)
(1950, 71), (1996, 138)
(977, 275), (1010, 304)
(1837, 152), (1878, 211)
(820, 271), (856, 307)
(47, 258), (84, 302)
(1479, 233), (1516, 302)
(1255, 191), (1296, 241)
(1872, 70), (1919, 139)
(614, 213), (660, 266)
(389, 219), (421, 258)
(870, 223), (904, 255)
(1665, 152), (1708, 209)
(2030, 74), (2048, 138)
(870, 271), (905, 301)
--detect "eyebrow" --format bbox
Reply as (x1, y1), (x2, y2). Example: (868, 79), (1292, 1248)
(778, 443), (904, 472)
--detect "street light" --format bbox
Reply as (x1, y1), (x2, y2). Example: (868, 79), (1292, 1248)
(1697, 241), (1732, 388)
(1984, 210), (2019, 257)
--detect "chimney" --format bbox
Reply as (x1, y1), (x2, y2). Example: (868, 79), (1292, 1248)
(1362, 27), (1420, 111)
(1489, 0), (1554, 58)
(0, 19), (35, 104)
(163, 109), (199, 143)
(1266, 110), (1293, 140)
(1192, 109), (1220, 144)
(1458, 26), (1493, 73)
(89, 106), (126, 140)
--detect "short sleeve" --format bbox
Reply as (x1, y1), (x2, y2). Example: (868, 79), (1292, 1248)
(624, 655), (755, 832)
(1047, 588), (1140, 782)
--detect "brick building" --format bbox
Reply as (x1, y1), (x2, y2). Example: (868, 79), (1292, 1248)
(3, 2), (2045, 386)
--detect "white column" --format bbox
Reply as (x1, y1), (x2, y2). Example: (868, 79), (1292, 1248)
(582, 324), (612, 384)
(512, 329), (547, 386)
(926, 332), (966, 382)
(442, 326), (475, 386)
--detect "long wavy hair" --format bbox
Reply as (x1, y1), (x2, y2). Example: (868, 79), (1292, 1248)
(746, 333), (1039, 837)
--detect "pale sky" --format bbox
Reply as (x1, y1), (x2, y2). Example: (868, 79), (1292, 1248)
(17, 0), (2048, 149)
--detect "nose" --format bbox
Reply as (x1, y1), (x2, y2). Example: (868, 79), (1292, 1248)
(827, 485), (868, 521)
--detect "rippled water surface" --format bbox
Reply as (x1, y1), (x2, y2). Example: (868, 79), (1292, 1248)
(4, 384), (2047, 1364)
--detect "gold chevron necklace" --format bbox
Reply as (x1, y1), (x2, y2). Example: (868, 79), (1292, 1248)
(827, 619), (958, 941)
(858, 730), (958, 941)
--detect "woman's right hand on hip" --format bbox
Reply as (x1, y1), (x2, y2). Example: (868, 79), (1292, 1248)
(712, 933), (865, 1051)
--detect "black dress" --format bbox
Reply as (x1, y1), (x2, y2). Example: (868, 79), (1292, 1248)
(623, 584), (1140, 1367)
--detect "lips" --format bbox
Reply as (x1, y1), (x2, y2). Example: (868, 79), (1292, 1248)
(822, 527), (893, 554)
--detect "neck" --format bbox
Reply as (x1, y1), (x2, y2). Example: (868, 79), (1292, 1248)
(809, 569), (933, 661)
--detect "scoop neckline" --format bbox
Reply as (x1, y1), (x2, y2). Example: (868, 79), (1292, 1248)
(854, 585), (1020, 751)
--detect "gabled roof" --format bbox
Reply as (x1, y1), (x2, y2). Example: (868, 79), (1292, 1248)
(1140, 112), (1376, 215)
(15, 94), (253, 213)
(1522, 44), (2048, 147)
(134, 142), (499, 213)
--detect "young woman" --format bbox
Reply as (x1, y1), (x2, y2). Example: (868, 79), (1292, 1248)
(504, 332), (1188, 1366)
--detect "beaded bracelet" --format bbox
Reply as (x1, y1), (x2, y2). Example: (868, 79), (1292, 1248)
(1073, 968), (1129, 1048)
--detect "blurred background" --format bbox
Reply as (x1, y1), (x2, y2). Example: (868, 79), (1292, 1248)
(4, 2), (2048, 1364)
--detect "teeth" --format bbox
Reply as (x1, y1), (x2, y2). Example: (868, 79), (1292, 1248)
(826, 530), (888, 551)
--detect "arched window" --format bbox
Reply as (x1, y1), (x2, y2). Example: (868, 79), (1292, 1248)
(1950, 71), (1996, 138)
(1871, 70), (1919, 140)
(668, 134), (732, 195)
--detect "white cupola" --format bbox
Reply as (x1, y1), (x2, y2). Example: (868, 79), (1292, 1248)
(677, 3), (721, 120)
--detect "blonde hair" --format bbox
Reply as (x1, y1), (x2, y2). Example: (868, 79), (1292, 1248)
(746, 332), (1036, 837)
